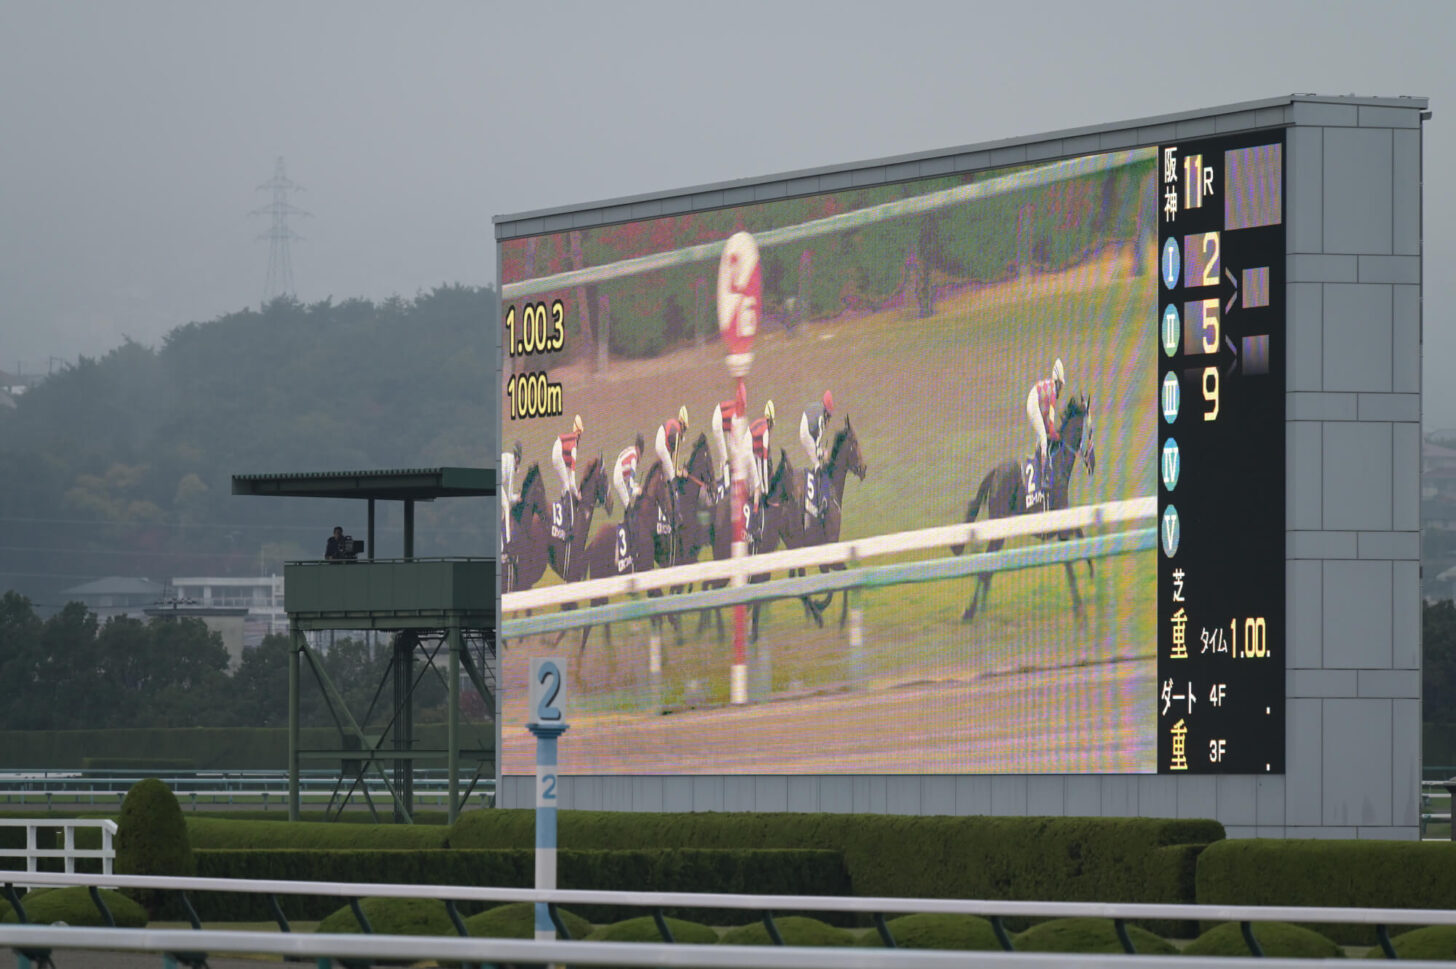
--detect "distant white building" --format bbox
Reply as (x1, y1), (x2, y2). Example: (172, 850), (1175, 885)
(58, 576), (166, 622)
(169, 575), (286, 647)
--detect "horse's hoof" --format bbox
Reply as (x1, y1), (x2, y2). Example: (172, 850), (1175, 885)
(961, 609), (974, 623)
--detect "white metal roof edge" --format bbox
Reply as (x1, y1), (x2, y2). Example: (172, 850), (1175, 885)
(494, 93), (1428, 237)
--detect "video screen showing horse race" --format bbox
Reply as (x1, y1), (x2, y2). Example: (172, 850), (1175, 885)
(499, 145), (1160, 775)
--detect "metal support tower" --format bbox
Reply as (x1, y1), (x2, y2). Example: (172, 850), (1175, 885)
(252, 157), (309, 303)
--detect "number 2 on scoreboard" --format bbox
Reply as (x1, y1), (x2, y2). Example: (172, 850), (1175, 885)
(1199, 231), (1220, 287)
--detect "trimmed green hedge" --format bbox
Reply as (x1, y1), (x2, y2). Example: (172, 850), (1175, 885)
(1371, 925), (1456, 960)
(186, 816), (448, 850)
(80, 758), (195, 771)
(447, 810), (1219, 931)
(190, 848), (848, 923)
(315, 896), (453, 936)
(855, 913), (1002, 951)
(467, 902), (592, 940)
(718, 916), (852, 947)
(1197, 839), (1456, 944)
(115, 779), (194, 918)
(587, 915), (717, 944)
(1184, 921), (1343, 959)
(1014, 917), (1176, 954)
(2, 887), (147, 927)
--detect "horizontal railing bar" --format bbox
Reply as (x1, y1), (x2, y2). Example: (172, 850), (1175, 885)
(11, 871), (1456, 927)
(503, 496), (1156, 613)
(503, 528), (1154, 638)
(7, 925), (1445, 969)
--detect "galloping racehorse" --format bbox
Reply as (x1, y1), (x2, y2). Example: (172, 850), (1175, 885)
(952, 392), (1097, 624)
(573, 462), (672, 658)
(780, 418), (868, 628)
(502, 463), (549, 594)
(543, 456), (609, 584)
(700, 449), (799, 642)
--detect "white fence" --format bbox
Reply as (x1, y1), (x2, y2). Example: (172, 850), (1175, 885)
(0, 770), (495, 811)
(501, 150), (1149, 300)
(3, 870), (1455, 966)
(504, 495), (1157, 614)
(0, 819), (115, 883)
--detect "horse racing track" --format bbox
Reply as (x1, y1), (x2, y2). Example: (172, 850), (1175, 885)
(500, 651), (1154, 775)
(501, 249), (1158, 776)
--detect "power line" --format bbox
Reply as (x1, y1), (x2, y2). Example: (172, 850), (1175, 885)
(251, 156), (309, 303)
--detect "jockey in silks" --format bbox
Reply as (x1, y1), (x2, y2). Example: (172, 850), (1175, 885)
(799, 390), (834, 519)
(747, 400), (775, 542)
(500, 440), (522, 546)
(655, 405), (690, 525)
(551, 414), (584, 535)
(1026, 358), (1066, 501)
(710, 395), (740, 499)
(655, 405), (690, 480)
(611, 433), (645, 516)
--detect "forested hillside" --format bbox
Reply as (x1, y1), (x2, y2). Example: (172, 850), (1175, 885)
(0, 286), (498, 610)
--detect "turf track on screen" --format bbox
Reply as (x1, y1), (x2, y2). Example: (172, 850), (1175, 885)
(502, 246), (1156, 774)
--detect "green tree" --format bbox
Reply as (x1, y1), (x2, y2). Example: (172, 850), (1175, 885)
(1425, 599), (1456, 725)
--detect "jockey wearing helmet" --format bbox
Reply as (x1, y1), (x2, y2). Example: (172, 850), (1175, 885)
(749, 400), (775, 505)
(1026, 359), (1066, 491)
(655, 406), (690, 480)
(611, 433), (645, 515)
(500, 439), (522, 545)
(799, 390), (834, 471)
(551, 414), (584, 502)
(710, 395), (740, 494)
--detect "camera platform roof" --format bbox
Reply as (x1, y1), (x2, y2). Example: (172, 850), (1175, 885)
(231, 466), (494, 501)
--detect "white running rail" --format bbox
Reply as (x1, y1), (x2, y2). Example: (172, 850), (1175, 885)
(0, 818), (116, 883)
(503, 495), (1156, 613)
(3, 870), (1455, 967)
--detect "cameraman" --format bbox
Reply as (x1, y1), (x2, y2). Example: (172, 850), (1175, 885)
(325, 526), (350, 562)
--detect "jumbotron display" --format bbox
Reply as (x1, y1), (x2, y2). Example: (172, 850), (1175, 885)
(498, 130), (1284, 776)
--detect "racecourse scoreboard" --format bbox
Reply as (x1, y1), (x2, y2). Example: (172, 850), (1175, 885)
(496, 126), (1290, 778)
(1156, 131), (1285, 774)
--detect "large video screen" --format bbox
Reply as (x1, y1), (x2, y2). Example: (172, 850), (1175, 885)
(498, 131), (1283, 776)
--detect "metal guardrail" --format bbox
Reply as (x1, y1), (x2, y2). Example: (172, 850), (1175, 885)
(0, 819), (115, 884)
(10, 926), (1447, 969)
(0, 769), (494, 811)
(6, 870), (1456, 965)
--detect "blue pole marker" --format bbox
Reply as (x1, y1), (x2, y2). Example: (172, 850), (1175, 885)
(527, 656), (569, 942)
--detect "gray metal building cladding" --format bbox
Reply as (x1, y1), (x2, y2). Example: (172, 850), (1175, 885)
(493, 94), (1428, 838)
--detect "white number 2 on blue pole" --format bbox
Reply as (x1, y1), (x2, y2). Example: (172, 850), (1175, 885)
(529, 656), (568, 724)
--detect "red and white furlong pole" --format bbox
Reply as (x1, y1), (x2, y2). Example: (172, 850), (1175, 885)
(717, 232), (761, 706)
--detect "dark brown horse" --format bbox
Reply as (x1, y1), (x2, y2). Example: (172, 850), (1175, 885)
(952, 392), (1097, 624)
(502, 463), (549, 594)
(780, 418), (868, 628)
(543, 456), (609, 584)
(699, 448), (799, 642)
(573, 462), (673, 658)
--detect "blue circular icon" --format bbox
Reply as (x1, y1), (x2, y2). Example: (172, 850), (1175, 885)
(1161, 438), (1181, 492)
(1161, 237), (1181, 290)
(1161, 305), (1181, 358)
(1161, 505), (1181, 558)
(1161, 372), (1180, 423)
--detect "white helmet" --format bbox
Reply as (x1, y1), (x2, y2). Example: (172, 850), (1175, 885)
(1052, 358), (1065, 389)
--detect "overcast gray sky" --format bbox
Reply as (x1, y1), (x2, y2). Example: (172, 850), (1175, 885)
(1, 1), (1452, 419)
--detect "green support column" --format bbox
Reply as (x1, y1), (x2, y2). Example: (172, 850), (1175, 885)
(404, 500), (415, 561)
(288, 626), (302, 821)
(447, 621), (462, 823)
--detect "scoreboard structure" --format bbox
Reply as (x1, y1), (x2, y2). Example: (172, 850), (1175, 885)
(493, 94), (1427, 838)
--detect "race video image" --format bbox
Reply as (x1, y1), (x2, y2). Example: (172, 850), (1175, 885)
(499, 147), (1159, 775)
